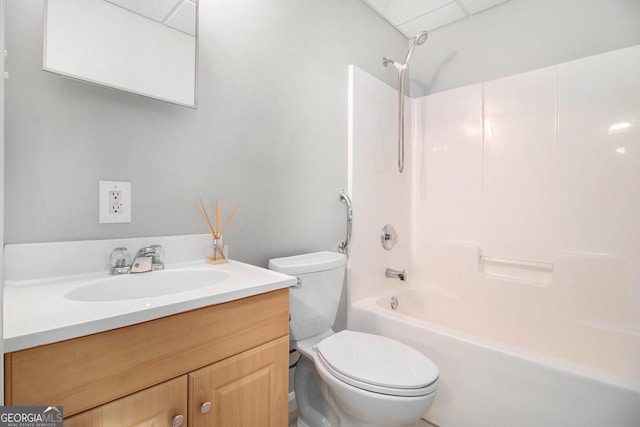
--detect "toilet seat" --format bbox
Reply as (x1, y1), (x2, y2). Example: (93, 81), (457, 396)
(315, 331), (439, 397)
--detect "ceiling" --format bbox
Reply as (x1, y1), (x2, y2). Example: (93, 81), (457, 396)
(103, 0), (512, 41)
(104, 0), (196, 36)
(361, 0), (512, 38)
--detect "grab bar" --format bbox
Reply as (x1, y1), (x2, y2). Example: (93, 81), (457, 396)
(338, 191), (353, 254)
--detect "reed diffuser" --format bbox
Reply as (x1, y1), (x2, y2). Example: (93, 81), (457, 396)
(195, 197), (239, 264)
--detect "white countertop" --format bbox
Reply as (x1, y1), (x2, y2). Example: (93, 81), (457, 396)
(4, 259), (295, 352)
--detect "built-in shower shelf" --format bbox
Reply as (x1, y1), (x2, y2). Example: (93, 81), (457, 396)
(479, 254), (553, 286)
(480, 255), (553, 270)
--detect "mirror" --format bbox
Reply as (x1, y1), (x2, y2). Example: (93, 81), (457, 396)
(43, 0), (198, 108)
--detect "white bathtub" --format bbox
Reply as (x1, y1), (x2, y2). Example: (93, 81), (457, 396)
(349, 287), (640, 427)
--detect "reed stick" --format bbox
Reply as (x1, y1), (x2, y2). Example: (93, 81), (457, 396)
(196, 198), (216, 237)
(196, 197), (238, 240)
(220, 202), (240, 236)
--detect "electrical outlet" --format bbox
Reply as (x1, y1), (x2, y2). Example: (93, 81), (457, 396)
(109, 190), (123, 213)
(99, 181), (131, 223)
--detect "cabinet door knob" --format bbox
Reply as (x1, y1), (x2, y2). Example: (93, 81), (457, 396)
(172, 414), (184, 427)
(200, 401), (212, 414)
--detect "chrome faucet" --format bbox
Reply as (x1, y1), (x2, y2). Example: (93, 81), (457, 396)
(385, 268), (406, 281)
(109, 245), (164, 275)
(130, 245), (165, 273)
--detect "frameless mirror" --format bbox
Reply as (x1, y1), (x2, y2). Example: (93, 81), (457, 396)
(43, 0), (198, 108)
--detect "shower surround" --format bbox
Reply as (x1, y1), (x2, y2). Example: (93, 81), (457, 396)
(347, 44), (640, 426)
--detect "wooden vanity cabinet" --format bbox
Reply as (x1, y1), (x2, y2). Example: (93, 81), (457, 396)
(64, 375), (189, 427)
(4, 288), (289, 426)
(189, 337), (288, 426)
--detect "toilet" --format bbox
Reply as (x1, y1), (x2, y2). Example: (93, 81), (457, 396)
(269, 251), (438, 427)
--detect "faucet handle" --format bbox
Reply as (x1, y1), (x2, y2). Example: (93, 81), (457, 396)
(110, 247), (131, 275)
(150, 244), (165, 261)
(150, 244), (165, 271)
(110, 247), (131, 267)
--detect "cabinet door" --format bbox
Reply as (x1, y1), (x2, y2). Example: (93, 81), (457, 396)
(189, 336), (288, 427)
(64, 376), (188, 427)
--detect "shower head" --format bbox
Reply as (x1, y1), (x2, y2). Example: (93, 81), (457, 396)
(403, 30), (429, 65)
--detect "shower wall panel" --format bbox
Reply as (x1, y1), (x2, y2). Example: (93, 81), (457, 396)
(347, 65), (412, 303)
(482, 67), (557, 263)
(412, 43), (640, 332)
(411, 84), (483, 280)
(556, 46), (640, 325)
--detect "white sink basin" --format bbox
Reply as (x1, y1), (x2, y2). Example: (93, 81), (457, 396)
(64, 268), (229, 302)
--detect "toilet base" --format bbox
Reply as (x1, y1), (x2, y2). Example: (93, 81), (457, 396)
(295, 411), (431, 427)
(294, 356), (435, 427)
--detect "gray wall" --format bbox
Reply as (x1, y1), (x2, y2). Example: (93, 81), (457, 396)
(410, 0), (640, 95)
(7, 0), (640, 267)
(4, 0), (406, 267)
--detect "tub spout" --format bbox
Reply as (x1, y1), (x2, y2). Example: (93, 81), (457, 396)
(386, 268), (406, 281)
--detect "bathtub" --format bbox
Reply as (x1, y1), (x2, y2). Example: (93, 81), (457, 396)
(349, 287), (640, 427)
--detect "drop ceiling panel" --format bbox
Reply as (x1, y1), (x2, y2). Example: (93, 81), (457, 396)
(459, 0), (510, 14)
(104, 0), (196, 37)
(367, 0), (452, 25)
(362, 0), (513, 38)
(105, 0), (182, 22)
(399, 2), (466, 35)
(166, 0), (196, 36)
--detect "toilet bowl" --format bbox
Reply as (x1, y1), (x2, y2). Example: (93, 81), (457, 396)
(297, 329), (438, 426)
(268, 252), (439, 427)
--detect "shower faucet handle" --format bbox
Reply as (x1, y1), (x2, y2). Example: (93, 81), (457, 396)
(381, 224), (398, 250)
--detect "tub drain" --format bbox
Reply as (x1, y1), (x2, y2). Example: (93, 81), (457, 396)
(390, 296), (398, 310)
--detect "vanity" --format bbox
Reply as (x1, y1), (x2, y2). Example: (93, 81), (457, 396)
(3, 235), (295, 426)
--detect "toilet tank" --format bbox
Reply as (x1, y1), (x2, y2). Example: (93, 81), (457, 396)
(268, 252), (347, 341)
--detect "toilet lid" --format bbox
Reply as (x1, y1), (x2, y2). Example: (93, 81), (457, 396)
(316, 331), (438, 392)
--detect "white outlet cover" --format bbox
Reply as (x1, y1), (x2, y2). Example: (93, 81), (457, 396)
(99, 180), (131, 223)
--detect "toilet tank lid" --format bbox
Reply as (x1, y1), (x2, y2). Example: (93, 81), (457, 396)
(268, 251), (346, 274)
